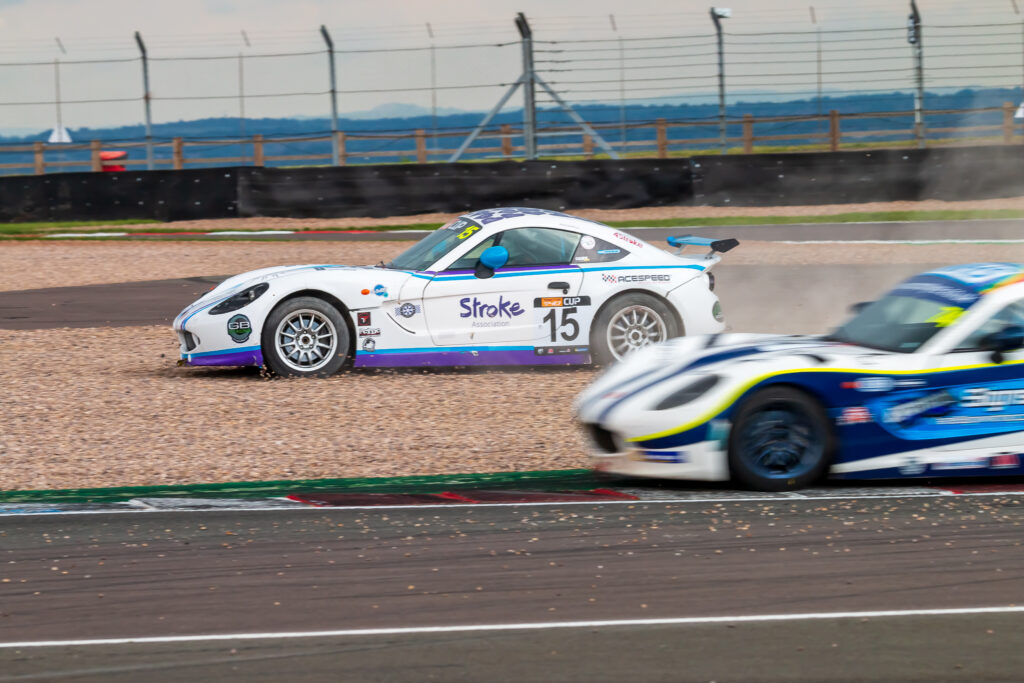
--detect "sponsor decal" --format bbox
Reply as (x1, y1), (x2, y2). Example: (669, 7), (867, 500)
(357, 312), (371, 326)
(227, 314), (252, 343)
(629, 448), (687, 463)
(959, 387), (1024, 412)
(883, 390), (956, 424)
(574, 256), (591, 263)
(613, 231), (643, 248)
(534, 296), (591, 308)
(843, 377), (894, 392)
(373, 284), (388, 297)
(534, 346), (589, 356)
(889, 278), (979, 307)
(707, 420), (731, 448)
(580, 235), (596, 250)
(394, 302), (421, 318)
(933, 263), (1023, 287)
(457, 224), (480, 240)
(362, 338), (376, 352)
(932, 458), (989, 471)
(991, 453), (1021, 468)
(602, 272), (671, 285)
(459, 296), (524, 319)
(597, 249), (621, 255)
(899, 455), (928, 476)
(464, 207), (570, 225)
(358, 327), (381, 337)
(837, 406), (873, 425)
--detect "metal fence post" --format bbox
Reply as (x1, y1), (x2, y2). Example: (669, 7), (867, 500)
(515, 13), (537, 160)
(320, 25), (340, 166)
(134, 31), (154, 170)
(710, 8), (730, 153)
(908, 1), (925, 148)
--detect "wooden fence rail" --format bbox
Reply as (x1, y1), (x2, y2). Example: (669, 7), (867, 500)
(2, 104), (1021, 176)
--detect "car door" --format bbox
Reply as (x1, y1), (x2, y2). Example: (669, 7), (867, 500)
(422, 227), (585, 346)
(925, 298), (1024, 464)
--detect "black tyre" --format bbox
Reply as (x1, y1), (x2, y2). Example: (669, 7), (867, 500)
(590, 292), (681, 365)
(727, 387), (834, 491)
(261, 296), (350, 378)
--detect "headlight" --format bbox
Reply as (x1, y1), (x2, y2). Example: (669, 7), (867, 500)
(209, 283), (269, 315)
(653, 374), (719, 411)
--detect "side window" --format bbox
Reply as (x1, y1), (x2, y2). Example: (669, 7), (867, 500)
(499, 228), (582, 267)
(955, 300), (1024, 351)
(572, 235), (630, 264)
(446, 236), (496, 270)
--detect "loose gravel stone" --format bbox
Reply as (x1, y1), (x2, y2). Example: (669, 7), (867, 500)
(0, 325), (593, 491)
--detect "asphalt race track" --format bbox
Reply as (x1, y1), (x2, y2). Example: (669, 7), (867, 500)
(2, 495), (1024, 681)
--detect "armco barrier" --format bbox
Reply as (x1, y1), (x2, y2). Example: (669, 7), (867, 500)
(3, 147), (1024, 222)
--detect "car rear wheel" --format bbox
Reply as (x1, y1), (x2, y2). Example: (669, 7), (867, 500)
(728, 387), (833, 491)
(262, 297), (350, 377)
(591, 293), (680, 365)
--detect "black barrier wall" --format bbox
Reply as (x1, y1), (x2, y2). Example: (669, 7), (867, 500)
(0, 168), (239, 222)
(691, 147), (1024, 205)
(3, 146), (1024, 222)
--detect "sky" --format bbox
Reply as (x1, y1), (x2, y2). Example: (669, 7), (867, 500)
(2, 0), (1024, 133)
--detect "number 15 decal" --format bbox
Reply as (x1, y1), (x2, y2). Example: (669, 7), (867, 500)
(542, 307), (580, 341)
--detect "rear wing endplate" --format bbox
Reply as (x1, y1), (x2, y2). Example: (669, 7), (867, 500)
(667, 235), (740, 258)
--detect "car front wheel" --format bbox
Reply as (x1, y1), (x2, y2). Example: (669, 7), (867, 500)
(591, 293), (680, 365)
(262, 296), (350, 377)
(728, 387), (833, 491)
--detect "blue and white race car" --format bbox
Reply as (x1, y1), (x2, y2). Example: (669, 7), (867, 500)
(576, 263), (1024, 491)
(173, 207), (736, 376)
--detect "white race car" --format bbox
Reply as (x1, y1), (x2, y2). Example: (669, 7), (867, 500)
(576, 263), (1024, 491)
(173, 207), (736, 376)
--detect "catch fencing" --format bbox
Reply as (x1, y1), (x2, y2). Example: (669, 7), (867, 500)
(4, 9), (1024, 175)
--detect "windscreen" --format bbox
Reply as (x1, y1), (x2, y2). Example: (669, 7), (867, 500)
(828, 270), (986, 353)
(386, 218), (482, 272)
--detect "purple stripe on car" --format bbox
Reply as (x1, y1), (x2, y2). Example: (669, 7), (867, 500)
(187, 349), (264, 367)
(354, 348), (589, 368)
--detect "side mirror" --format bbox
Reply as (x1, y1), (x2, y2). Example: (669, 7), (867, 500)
(475, 246), (509, 279)
(981, 324), (1024, 364)
(849, 301), (872, 315)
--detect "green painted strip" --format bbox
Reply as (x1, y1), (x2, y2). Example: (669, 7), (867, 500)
(0, 469), (597, 504)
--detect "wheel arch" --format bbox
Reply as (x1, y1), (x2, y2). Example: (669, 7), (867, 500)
(592, 288), (686, 337)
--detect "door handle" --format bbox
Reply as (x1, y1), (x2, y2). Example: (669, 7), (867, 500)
(548, 281), (570, 294)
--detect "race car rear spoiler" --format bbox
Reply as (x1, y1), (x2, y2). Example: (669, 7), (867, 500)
(667, 235), (740, 258)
